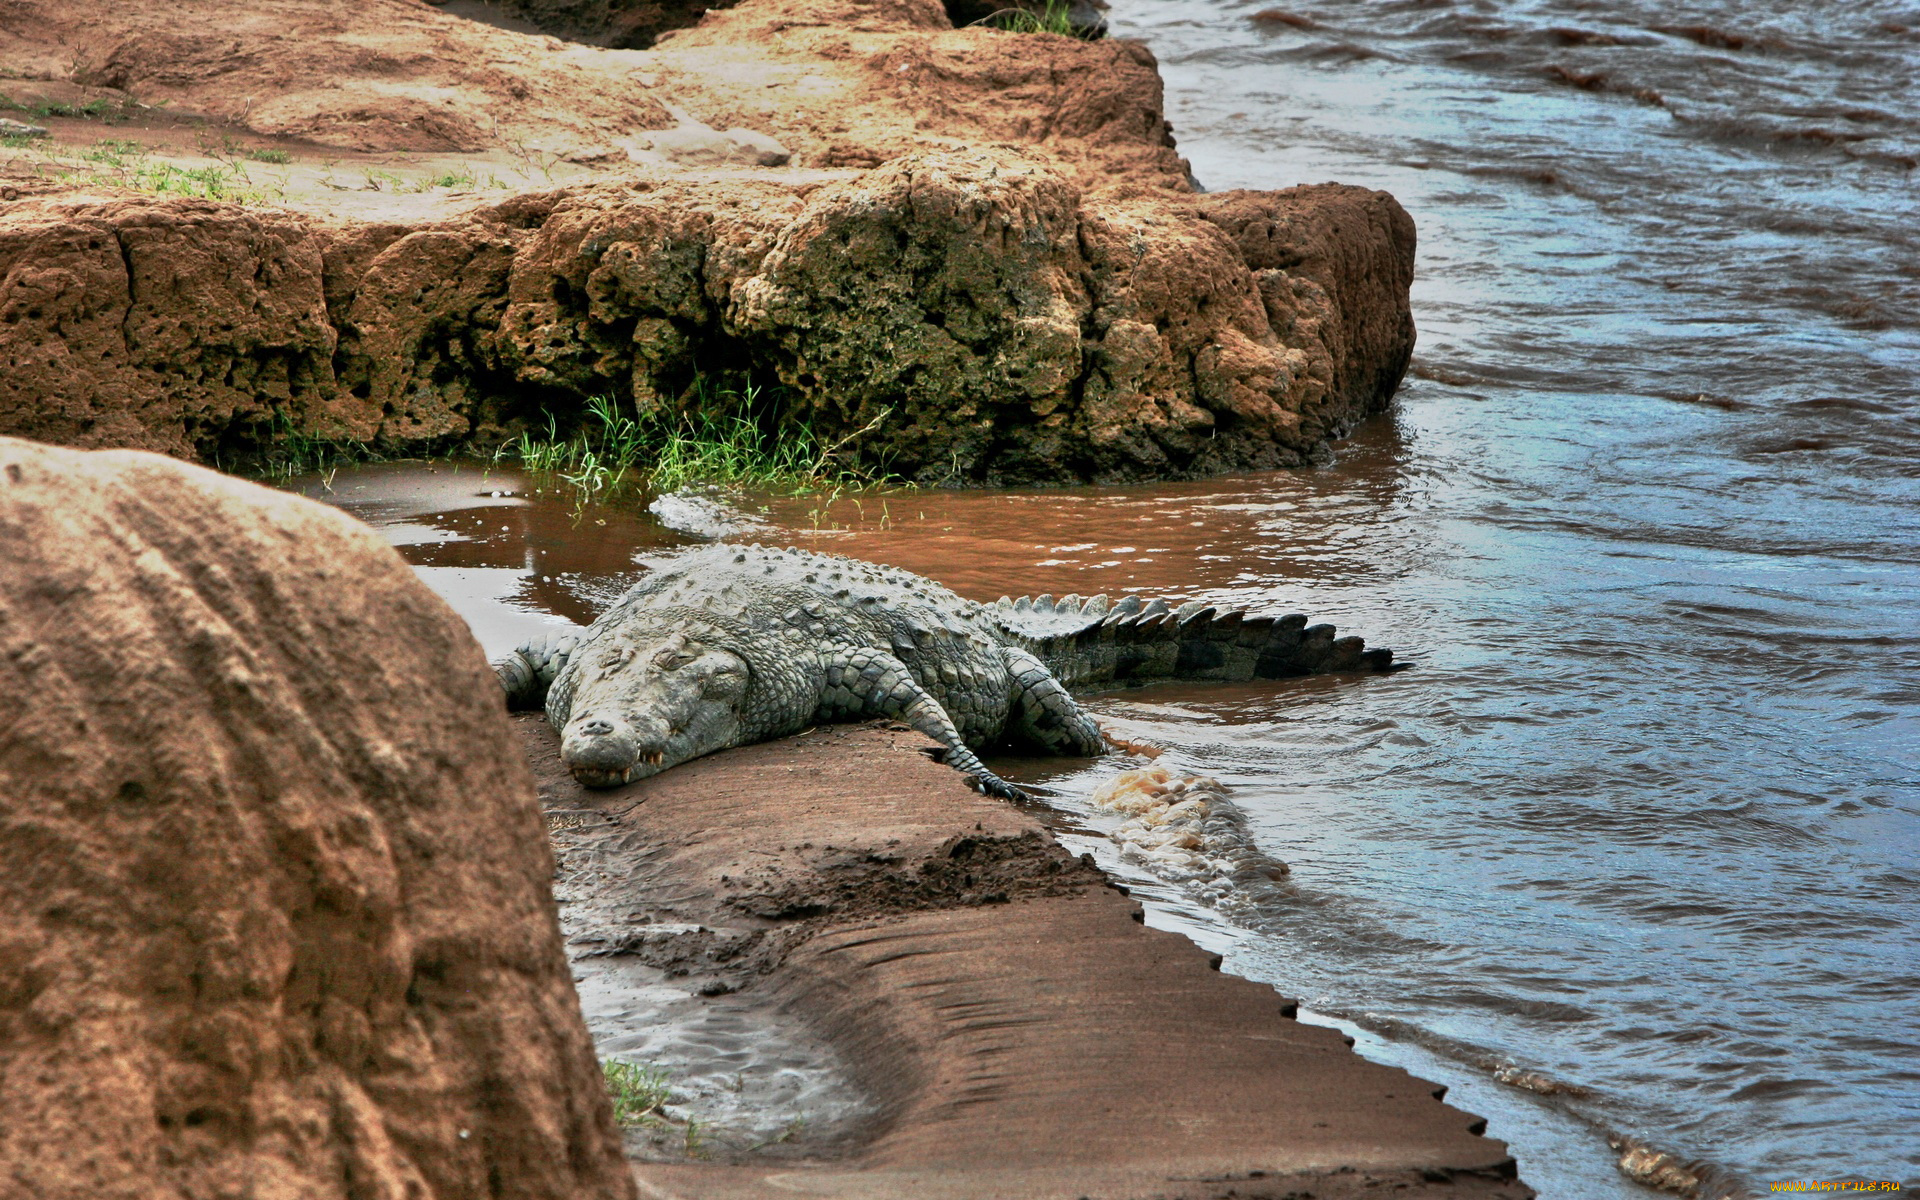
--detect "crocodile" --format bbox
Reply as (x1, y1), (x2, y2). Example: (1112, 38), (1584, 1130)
(494, 543), (1398, 799)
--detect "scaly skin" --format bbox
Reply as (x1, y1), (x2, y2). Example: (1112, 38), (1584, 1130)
(494, 544), (1397, 798)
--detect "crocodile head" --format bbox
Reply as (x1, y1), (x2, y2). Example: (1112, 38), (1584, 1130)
(559, 631), (751, 788)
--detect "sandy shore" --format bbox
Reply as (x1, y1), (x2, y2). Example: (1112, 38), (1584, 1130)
(522, 715), (1536, 1198)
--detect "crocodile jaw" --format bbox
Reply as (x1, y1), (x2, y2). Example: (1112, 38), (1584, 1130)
(562, 744), (668, 789)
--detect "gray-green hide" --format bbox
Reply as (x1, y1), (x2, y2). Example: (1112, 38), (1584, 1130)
(493, 544), (1396, 798)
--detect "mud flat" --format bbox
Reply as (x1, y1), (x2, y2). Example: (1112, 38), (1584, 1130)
(523, 714), (1532, 1198)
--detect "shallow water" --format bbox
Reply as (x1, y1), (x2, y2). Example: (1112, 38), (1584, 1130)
(294, 0), (1920, 1188)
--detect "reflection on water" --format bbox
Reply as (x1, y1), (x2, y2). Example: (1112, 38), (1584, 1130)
(297, 0), (1920, 1189)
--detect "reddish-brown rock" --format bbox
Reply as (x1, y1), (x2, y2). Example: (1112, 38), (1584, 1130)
(0, 0), (673, 154)
(0, 437), (635, 1200)
(0, 199), (340, 460)
(0, 0), (1417, 483)
(1199, 185), (1420, 437)
(0, 155), (1413, 482)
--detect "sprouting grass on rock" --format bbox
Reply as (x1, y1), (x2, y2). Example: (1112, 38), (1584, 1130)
(244, 409), (381, 485)
(974, 0), (1081, 35)
(12, 137), (290, 206)
(117, 162), (271, 203)
(603, 1060), (711, 1159)
(83, 139), (145, 166)
(499, 385), (897, 499)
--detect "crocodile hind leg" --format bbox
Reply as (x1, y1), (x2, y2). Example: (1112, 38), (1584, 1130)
(818, 647), (1030, 802)
(492, 632), (581, 711)
(1003, 648), (1107, 756)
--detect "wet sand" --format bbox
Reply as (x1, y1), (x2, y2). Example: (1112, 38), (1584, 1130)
(522, 714), (1533, 1198)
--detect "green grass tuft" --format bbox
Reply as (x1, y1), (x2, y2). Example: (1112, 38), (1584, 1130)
(244, 147), (292, 164)
(603, 1060), (673, 1127)
(83, 138), (144, 166)
(974, 0), (1082, 35)
(249, 410), (380, 484)
(8, 96), (133, 123)
(50, 153), (286, 206)
(497, 383), (898, 500)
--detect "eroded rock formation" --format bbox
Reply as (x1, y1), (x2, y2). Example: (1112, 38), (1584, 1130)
(0, 0), (1416, 483)
(0, 438), (635, 1200)
(0, 153), (1412, 482)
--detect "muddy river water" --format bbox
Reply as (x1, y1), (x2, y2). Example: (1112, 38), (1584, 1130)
(296, 0), (1919, 1192)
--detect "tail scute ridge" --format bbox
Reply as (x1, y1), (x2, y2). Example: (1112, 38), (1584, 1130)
(1049, 599), (1401, 686)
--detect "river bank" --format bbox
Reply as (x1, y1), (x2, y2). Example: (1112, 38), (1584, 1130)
(524, 712), (1529, 1198)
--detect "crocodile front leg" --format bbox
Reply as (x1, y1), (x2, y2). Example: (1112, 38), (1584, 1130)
(1004, 648), (1107, 756)
(817, 647), (1029, 802)
(493, 632), (581, 711)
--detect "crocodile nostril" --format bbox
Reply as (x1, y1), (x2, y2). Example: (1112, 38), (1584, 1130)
(577, 716), (615, 737)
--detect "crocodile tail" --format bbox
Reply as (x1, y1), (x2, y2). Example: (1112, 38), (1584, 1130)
(491, 632), (581, 711)
(993, 594), (1398, 687)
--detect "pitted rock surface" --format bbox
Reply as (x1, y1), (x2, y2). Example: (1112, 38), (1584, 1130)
(0, 437), (633, 1200)
(0, 0), (1416, 483)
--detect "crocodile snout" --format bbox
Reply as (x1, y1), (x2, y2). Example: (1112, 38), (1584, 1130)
(561, 712), (672, 788)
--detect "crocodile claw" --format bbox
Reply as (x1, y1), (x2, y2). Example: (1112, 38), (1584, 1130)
(971, 773), (1030, 803)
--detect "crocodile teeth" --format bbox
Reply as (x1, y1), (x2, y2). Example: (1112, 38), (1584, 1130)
(1035, 594), (1055, 612)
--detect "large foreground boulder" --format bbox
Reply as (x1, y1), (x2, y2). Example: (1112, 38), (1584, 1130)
(0, 438), (635, 1200)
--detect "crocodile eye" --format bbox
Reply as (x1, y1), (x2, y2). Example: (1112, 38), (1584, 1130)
(653, 647), (698, 670)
